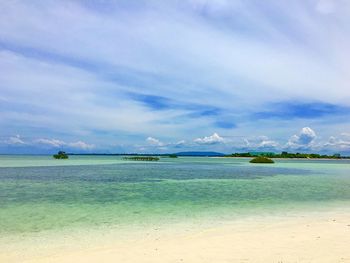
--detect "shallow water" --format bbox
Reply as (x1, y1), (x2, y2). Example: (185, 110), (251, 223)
(1, 155), (350, 236)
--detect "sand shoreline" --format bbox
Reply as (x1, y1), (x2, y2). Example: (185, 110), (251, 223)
(2, 210), (350, 263)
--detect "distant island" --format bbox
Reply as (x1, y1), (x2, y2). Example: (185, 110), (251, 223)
(66, 151), (349, 159)
(225, 151), (348, 159)
(53, 151), (69, 159)
(68, 151), (225, 157)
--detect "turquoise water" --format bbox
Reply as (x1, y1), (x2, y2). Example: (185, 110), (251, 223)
(1, 155), (350, 236)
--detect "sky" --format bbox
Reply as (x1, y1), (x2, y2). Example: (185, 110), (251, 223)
(1, 0), (350, 154)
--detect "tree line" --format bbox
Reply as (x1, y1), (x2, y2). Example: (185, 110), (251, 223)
(225, 152), (348, 159)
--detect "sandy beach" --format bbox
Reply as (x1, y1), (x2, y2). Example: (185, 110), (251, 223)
(1, 210), (349, 263)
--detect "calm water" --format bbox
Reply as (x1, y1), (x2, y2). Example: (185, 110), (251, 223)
(1, 155), (350, 236)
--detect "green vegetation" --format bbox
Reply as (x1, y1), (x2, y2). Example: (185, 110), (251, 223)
(226, 151), (346, 159)
(53, 151), (69, 159)
(250, 156), (274, 163)
(123, 156), (160, 161)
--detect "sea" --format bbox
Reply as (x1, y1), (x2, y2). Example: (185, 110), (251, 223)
(1, 155), (350, 238)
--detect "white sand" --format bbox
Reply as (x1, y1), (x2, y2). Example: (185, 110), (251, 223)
(2, 211), (350, 263)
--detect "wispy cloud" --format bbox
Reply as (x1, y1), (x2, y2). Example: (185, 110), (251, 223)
(35, 138), (94, 150)
(146, 137), (165, 147)
(254, 102), (350, 120)
(6, 135), (26, 145)
(324, 136), (350, 150)
(240, 136), (279, 150)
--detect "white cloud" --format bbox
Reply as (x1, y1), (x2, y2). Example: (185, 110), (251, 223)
(194, 133), (224, 144)
(176, 140), (186, 145)
(299, 127), (316, 144)
(324, 136), (350, 151)
(68, 141), (94, 150)
(146, 137), (164, 146)
(287, 135), (300, 146)
(341, 132), (350, 137)
(287, 127), (316, 148)
(6, 135), (25, 145)
(241, 136), (279, 149)
(258, 139), (279, 148)
(35, 138), (94, 150)
(35, 138), (65, 147)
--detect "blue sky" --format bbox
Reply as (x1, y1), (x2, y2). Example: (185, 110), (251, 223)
(1, 0), (350, 154)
